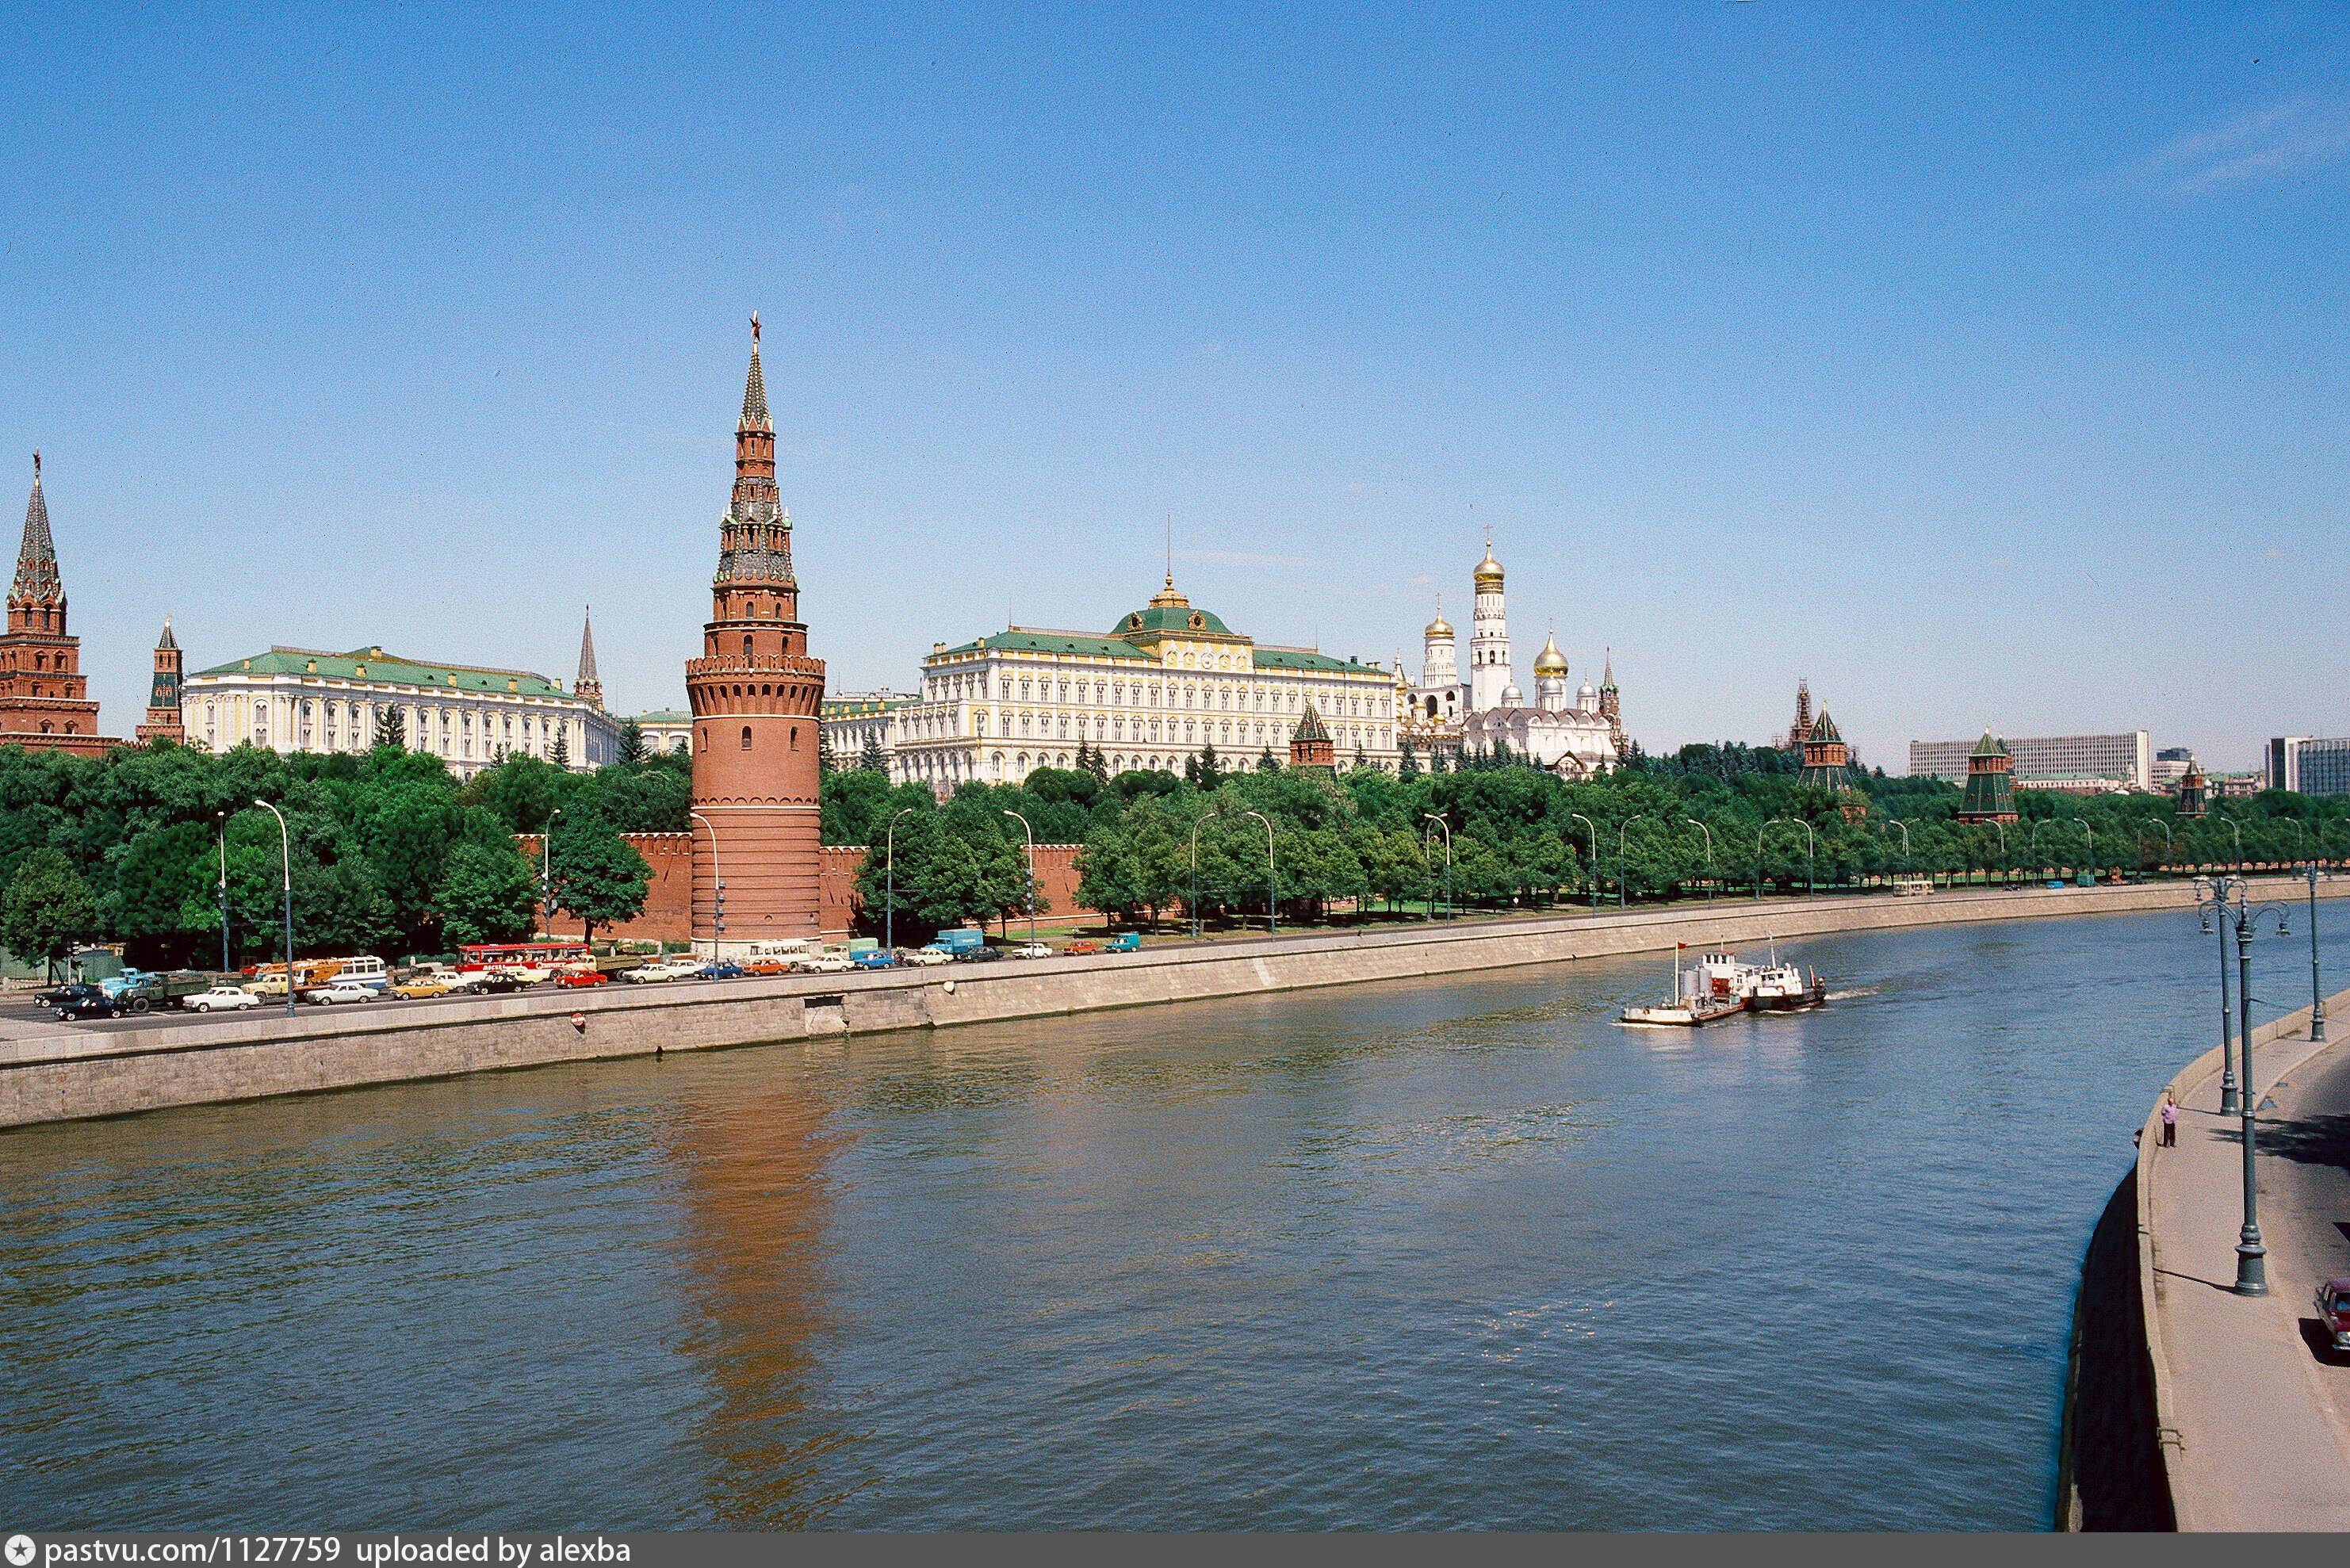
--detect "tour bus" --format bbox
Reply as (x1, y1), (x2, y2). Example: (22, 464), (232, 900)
(457, 941), (593, 981)
(747, 939), (819, 961)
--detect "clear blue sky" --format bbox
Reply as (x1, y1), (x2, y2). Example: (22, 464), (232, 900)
(6, 4), (2344, 771)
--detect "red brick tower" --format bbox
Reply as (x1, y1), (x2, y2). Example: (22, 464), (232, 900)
(687, 318), (825, 946)
(0, 453), (113, 755)
(136, 617), (187, 744)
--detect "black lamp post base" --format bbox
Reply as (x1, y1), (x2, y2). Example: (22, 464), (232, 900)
(2220, 1080), (2241, 1116)
(2235, 1237), (2268, 1297)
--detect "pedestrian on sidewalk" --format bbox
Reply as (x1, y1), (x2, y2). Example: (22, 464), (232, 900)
(2161, 1090), (2178, 1147)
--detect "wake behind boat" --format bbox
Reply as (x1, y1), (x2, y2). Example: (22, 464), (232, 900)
(1618, 943), (1828, 1027)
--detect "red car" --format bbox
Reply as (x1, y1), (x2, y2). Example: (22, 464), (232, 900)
(554, 969), (609, 988)
(2317, 1279), (2350, 1353)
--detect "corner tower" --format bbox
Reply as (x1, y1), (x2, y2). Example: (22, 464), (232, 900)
(136, 617), (186, 744)
(0, 454), (111, 754)
(687, 318), (826, 945)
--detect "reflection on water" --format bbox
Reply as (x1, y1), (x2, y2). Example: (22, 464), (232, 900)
(663, 1086), (855, 1526)
(5, 909), (2348, 1528)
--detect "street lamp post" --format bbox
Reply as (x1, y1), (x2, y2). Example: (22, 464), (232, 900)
(1423, 813), (1452, 920)
(541, 806), (563, 940)
(2145, 820), (2172, 879)
(1003, 809), (1037, 945)
(2309, 861), (2327, 1044)
(2221, 882), (2291, 1295)
(1990, 819), (2008, 889)
(1244, 809), (1276, 934)
(2073, 818), (2094, 885)
(1884, 817), (1911, 887)
(2196, 878), (2243, 1116)
(1684, 818), (1714, 904)
(215, 810), (229, 974)
(251, 799), (295, 1019)
(885, 807), (914, 953)
(1567, 813), (1598, 910)
(687, 809), (720, 961)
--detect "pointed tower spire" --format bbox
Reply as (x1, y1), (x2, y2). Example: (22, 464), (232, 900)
(13, 453), (61, 609)
(740, 313), (771, 434)
(573, 606), (603, 710)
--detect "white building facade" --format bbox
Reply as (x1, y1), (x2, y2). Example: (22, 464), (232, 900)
(1406, 541), (1625, 777)
(829, 576), (1403, 790)
(182, 641), (619, 779)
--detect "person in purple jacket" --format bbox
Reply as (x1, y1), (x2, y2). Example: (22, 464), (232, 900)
(2161, 1090), (2179, 1147)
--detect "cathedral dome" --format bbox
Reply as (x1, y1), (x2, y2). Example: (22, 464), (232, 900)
(1473, 543), (1504, 587)
(1533, 629), (1567, 676)
(1426, 610), (1452, 638)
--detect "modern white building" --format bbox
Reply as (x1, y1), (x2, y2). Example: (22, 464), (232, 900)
(1908, 731), (2151, 791)
(182, 617), (619, 778)
(2271, 736), (2350, 797)
(828, 575), (1403, 790)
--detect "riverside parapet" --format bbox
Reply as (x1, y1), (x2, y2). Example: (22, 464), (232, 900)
(6, 878), (2342, 1131)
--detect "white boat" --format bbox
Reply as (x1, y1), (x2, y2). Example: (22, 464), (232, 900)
(1618, 942), (1828, 1025)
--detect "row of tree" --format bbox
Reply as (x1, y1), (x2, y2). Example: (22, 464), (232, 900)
(0, 740), (688, 969)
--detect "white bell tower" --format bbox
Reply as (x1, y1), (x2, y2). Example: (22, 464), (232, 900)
(1469, 531), (1513, 712)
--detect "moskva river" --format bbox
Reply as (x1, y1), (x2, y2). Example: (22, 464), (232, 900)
(7, 905), (2348, 1528)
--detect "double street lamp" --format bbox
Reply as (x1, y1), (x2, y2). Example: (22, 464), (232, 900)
(1567, 813), (1598, 911)
(1423, 813), (1452, 920)
(251, 799), (296, 1019)
(1684, 819), (1714, 904)
(2196, 875), (2294, 1296)
(1003, 809), (1038, 945)
(1243, 809), (1276, 935)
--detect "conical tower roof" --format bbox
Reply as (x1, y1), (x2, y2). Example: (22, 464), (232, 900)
(576, 606), (600, 685)
(739, 316), (771, 434)
(12, 454), (60, 606)
(1292, 702), (1331, 744)
(156, 616), (178, 651)
(1601, 648), (1615, 690)
(1970, 729), (2007, 758)
(1808, 710), (1843, 745)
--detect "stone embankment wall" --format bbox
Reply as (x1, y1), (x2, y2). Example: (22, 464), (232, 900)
(7, 879), (2344, 1133)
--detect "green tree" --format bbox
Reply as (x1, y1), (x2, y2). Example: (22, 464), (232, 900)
(434, 839), (542, 946)
(373, 706), (407, 749)
(548, 816), (650, 940)
(102, 819), (212, 963)
(617, 719), (648, 765)
(818, 729), (839, 774)
(859, 732), (889, 772)
(2, 848), (100, 969)
(550, 727), (571, 771)
(861, 799), (1027, 931)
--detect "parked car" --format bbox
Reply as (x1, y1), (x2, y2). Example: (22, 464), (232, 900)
(698, 961), (748, 981)
(1061, 939), (1100, 956)
(1103, 931), (1142, 953)
(2318, 1279), (2350, 1353)
(475, 973), (527, 995)
(744, 957), (794, 977)
(304, 981), (377, 1005)
(901, 947), (952, 966)
(184, 985), (262, 1013)
(1010, 942), (1054, 960)
(848, 950), (897, 969)
(53, 985), (122, 1021)
(794, 952), (857, 974)
(245, 974), (293, 999)
(623, 960), (702, 984)
(957, 947), (1006, 963)
(554, 968), (610, 988)
(388, 977), (457, 1000)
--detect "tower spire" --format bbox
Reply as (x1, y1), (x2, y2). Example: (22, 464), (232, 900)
(739, 314), (771, 434)
(574, 606), (603, 709)
(13, 452), (60, 608)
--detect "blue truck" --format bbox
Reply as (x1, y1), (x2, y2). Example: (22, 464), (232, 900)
(931, 927), (987, 958)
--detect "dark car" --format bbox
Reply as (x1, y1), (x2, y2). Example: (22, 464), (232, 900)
(475, 973), (526, 995)
(957, 947), (1006, 963)
(53, 985), (122, 1021)
(698, 962), (748, 981)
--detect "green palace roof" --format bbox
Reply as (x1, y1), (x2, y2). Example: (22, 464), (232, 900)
(191, 646), (568, 698)
(821, 695), (917, 717)
(1111, 601), (1236, 638)
(630, 709), (690, 724)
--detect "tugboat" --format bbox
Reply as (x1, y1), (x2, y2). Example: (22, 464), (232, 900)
(1618, 942), (1829, 1026)
(1620, 945), (1750, 1027)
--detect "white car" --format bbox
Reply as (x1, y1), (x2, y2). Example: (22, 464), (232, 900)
(184, 985), (262, 1013)
(900, 947), (953, 966)
(1010, 943), (1054, 960)
(304, 981), (376, 1005)
(623, 960), (702, 984)
(793, 953), (857, 973)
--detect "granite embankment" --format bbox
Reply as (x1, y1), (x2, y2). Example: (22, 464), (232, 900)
(6, 878), (2340, 1130)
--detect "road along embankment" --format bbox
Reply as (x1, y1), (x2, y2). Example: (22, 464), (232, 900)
(5, 878), (2340, 1131)
(2061, 970), (2350, 1531)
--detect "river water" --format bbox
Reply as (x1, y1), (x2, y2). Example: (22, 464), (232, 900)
(6, 905), (2348, 1529)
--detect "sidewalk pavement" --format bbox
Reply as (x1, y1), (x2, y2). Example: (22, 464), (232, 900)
(2147, 1004), (2350, 1531)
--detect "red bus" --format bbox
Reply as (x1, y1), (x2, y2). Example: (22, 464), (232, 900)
(457, 941), (593, 977)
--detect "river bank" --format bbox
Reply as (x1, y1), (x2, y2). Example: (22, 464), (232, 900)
(5, 877), (2342, 1130)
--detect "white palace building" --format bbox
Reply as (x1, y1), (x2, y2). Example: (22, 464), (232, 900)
(825, 575), (1403, 789)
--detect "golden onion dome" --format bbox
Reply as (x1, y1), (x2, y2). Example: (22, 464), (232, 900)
(1533, 629), (1568, 676)
(1473, 544), (1504, 586)
(1425, 606), (1453, 638)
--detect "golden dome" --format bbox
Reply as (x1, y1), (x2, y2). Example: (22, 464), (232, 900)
(1425, 596), (1452, 638)
(1473, 543), (1504, 586)
(1533, 629), (1567, 676)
